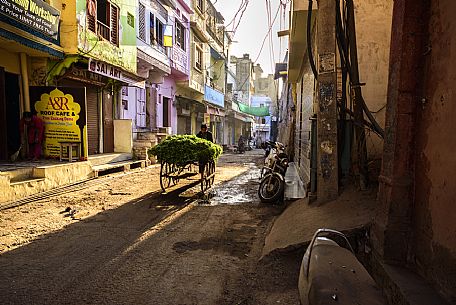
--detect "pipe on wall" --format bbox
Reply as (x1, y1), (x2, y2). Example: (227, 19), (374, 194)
(20, 53), (30, 112)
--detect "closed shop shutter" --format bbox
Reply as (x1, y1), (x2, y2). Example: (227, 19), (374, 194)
(86, 88), (99, 155)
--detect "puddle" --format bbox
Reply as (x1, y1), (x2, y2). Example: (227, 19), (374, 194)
(201, 165), (261, 206)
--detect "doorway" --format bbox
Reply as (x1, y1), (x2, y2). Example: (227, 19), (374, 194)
(163, 97), (170, 127)
(0, 69), (20, 160)
(103, 90), (114, 153)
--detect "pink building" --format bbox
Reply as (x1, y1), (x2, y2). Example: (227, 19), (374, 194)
(121, 0), (192, 139)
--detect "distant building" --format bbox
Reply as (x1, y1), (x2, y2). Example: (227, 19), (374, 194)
(251, 96), (272, 144)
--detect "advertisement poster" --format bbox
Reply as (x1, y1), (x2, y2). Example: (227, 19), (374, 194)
(30, 87), (88, 159)
(0, 0), (60, 42)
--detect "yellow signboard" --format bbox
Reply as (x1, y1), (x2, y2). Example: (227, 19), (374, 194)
(31, 87), (88, 159)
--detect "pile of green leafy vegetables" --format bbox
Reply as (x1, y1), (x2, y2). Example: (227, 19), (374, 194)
(148, 135), (223, 166)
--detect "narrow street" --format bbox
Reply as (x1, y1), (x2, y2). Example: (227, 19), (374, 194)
(0, 151), (301, 305)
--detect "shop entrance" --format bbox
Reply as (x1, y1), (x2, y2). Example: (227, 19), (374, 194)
(0, 69), (20, 160)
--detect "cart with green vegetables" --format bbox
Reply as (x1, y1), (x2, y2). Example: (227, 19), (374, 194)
(148, 135), (222, 193)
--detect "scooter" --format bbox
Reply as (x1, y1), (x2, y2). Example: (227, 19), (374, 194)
(258, 151), (288, 203)
(298, 229), (386, 305)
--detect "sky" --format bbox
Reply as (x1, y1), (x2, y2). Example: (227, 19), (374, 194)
(214, 0), (289, 75)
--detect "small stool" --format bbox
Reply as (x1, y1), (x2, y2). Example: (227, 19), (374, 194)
(59, 142), (81, 162)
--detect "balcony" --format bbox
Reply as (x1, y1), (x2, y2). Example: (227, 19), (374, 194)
(190, 11), (209, 42)
(171, 46), (189, 76)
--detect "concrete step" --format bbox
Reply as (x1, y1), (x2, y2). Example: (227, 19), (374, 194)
(6, 168), (34, 182)
(92, 160), (146, 177)
(10, 177), (46, 186)
(376, 263), (450, 305)
(88, 153), (133, 167)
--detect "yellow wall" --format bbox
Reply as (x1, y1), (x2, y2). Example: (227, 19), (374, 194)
(0, 49), (20, 74)
(55, 0), (79, 53)
(355, 0), (393, 158)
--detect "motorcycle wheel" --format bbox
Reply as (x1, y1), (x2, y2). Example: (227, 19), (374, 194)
(258, 174), (284, 203)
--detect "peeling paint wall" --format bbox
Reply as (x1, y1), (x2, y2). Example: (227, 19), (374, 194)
(354, 0), (393, 159)
(294, 64), (315, 188)
(413, 0), (456, 300)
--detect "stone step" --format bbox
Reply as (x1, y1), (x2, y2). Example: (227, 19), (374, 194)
(88, 153), (133, 167)
(10, 177), (46, 187)
(6, 168), (34, 182)
(92, 160), (146, 177)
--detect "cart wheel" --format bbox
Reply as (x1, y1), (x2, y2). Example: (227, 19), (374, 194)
(209, 161), (215, 186)
(200, 162), (210, 193)
(160, 162), (172, 191)
(169, 163), (178, 185)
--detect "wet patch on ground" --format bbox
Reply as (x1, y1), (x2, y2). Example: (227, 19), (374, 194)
(202, 163), (261, 206)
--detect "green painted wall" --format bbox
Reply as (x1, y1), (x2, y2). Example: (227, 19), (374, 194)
(76, 0), (137, 74)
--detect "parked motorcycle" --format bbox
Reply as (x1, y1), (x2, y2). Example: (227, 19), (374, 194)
(261, 141), (286, 179)
(258, 149), (289, 203)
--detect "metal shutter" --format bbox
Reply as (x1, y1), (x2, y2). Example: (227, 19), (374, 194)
(86, 88), (99, 155)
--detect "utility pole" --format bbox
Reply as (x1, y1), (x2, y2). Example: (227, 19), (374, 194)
(316, 0), (339, 202)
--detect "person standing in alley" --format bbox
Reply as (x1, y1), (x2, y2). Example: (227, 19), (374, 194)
(196, 123), (214, 173)
(20, 111), (45, 161)
(196, 123), (214, 143)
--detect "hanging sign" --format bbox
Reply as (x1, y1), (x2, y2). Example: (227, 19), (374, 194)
(0, 0), (60, 41)
(88, 59), (123, 81)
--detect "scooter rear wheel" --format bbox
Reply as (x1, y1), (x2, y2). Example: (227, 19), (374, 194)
(258, 174), (284, 203)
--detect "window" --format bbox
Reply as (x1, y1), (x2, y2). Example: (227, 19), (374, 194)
(195, 38), (203, 71)
(87, 0), (119, 46)
(149, 13), (155, 45)
(156, 18), (164, 47)
(262, 118), (266, 124)
(196, 0), (204, 13)
(127, 12), (134, 27)
(175, 20), (185, 51)
(138, 3), (146, 41)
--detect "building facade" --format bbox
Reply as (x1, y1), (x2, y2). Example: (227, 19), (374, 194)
(0, 0), (64, 160)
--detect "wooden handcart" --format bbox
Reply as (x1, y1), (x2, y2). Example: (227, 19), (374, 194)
(159, 160), (216, 193)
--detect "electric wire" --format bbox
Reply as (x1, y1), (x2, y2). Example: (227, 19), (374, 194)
(307, 0), (319, 80)
(234, 2), (281, 97)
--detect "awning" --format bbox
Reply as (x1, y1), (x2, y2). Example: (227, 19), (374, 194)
(210, 47), (224, 60)
(288, 0), (317, 83)
(237, 102), (270, 117)
(0, 27), (63, 58)
(176, 96), (206, 112)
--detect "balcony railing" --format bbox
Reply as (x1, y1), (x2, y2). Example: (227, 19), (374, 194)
(97, 21), (110, 41)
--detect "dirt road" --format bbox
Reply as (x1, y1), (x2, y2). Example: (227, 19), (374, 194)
(0, 151), (301, 305)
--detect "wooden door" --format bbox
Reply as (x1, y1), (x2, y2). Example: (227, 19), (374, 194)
(103, 90), (114, 153)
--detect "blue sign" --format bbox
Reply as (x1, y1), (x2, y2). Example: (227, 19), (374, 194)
(204, 85), (224, 108)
